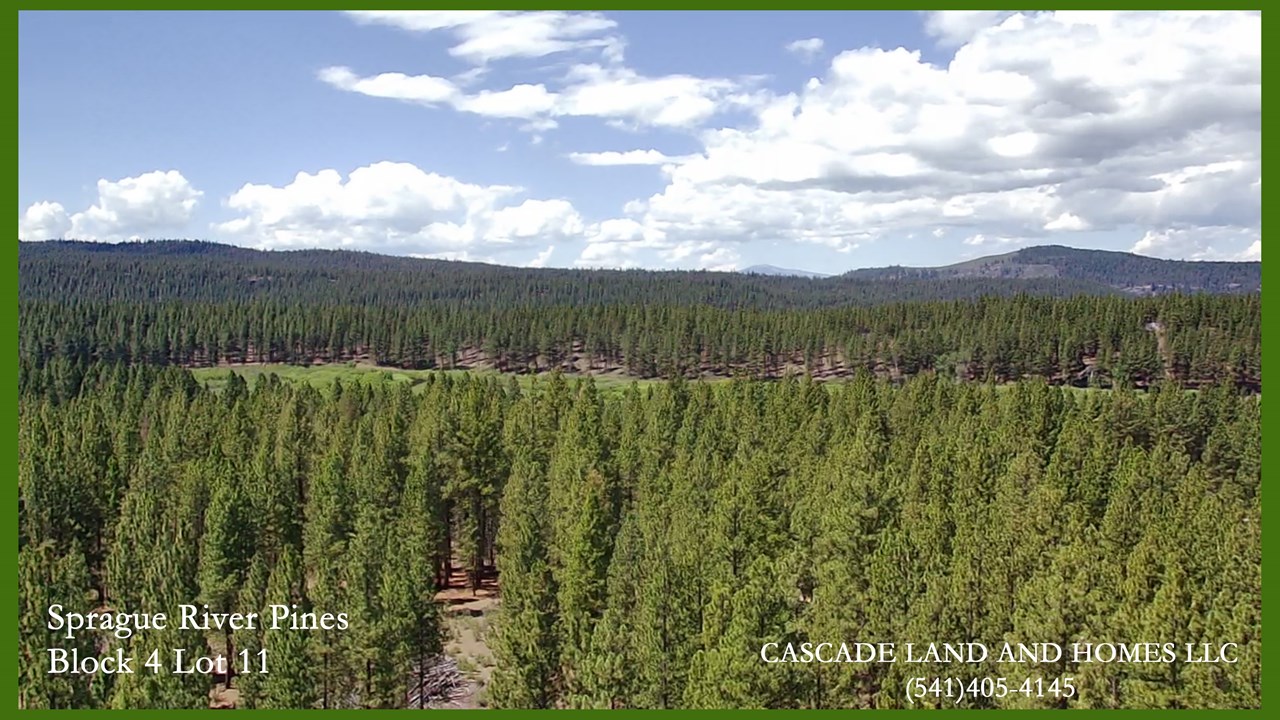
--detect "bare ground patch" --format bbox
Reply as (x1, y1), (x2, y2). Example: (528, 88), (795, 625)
(435, 565), (500, 709)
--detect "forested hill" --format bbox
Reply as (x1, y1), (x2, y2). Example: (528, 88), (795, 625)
(17, 240), (1138, 308)
(20, 240), (1259, 306)
(17, 240), (1262, 392)
(845, 245), (1261, 294)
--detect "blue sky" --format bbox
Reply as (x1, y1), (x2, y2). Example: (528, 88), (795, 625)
(19, 10), (1261, 272)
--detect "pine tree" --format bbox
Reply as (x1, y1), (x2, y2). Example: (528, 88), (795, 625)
(18, 542), (98, 708)
(490, 447), (559, 708)
(258, 546), (318, 708)
(554, 468), (613, 696)
(399, 432), (445, 707)
(230, 553), (270, 708)
(197, 453), (255, 683)
(302, 447), (351, 708)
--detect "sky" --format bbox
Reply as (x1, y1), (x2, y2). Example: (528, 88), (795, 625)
(18, 10), (1261, 273)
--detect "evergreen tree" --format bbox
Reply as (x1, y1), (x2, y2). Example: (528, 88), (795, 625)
(258, 546), (317, 709)
(490, 447), (559, 708)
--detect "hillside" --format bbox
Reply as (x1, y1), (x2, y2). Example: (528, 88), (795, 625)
(19, 240), (1119, 308)
(20, 240), (1258, 309)
(845, 244), (1261, 294)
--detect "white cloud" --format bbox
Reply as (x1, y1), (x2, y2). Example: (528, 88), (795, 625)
(345, 11), (621, 65)
(573, 233), (739, 271)
(20, 170), (202, 241)
(1131, 226), (1260, 262)
(963, 233), (1023, 247)
(922, 11), (1016, 47)
(451, 66), (489, 87)
(785, 37), (825, 61)
(319, 62), (748, 130)
(1044, 212), (1089, 231)
(527, 245), (556, 268)
(988, 131), (1039, 158)
(584, 11), (1258, 262)
(522, 118), (559, 134)
(486, 199), (584, 244)
(35, 11), (1252, 272)
(587, 217), (662, 245)
(660, 240), (740, 271)
(345, 10), (504, 34)
(319, 66), (458, 105)
(574, 242), (641, 269)
(454, 83), (557, 117)
(567, 149), (695, 166)
(558, 63), (741, 128)
(699, 246), (739, 271)
(573, 217), (668, 269)
(18, 201), (71, 241)
(217, 161), (589, 258)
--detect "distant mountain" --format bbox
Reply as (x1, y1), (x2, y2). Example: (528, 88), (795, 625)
(844, 245), (1260, 295)
(741, 264), (829, 278)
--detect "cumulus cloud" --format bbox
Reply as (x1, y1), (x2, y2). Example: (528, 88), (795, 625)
(313, 11), (1263, 267)
(19, 170), (202, 241)
(567, 149), (695, 166)
(573, 217), (665, 269)
(36, 12), (1247, 272)
(574, 243), (640, 269)
(661, 240), (740, 271)
(345, 11), (623, 65)
(576, 11), (1259, 265)
(18, 201), (71, 241)
(922, 11), (1016, 47)
(574, 236), (738, 271)
(210, 166), (734, 270)
(487, 199), (584, 244)
(1044, 212), (1089, 231)
(217, 161), (587, 258)
(785, 37), (825, 61)
(558, 63), (745, 128)
(1131, 226), (1261, 262)
(526, 245), (556, 268)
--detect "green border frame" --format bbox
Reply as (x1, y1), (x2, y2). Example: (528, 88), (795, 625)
(11, 4), (1268, 715)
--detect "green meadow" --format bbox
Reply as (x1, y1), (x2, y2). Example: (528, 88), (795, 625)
(189, 362), (668, 395)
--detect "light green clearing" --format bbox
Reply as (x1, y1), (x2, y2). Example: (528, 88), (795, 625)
(188, 363), (1133, 398)
(189, 362), (669, 395)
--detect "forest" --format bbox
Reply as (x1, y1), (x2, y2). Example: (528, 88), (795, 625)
(18, 242), (1262, 392)
(16, 241), (1263, 709)
(16, 240), (1117, 307)
(15, 293), (1262, 393)
(18, 364), (1261, 709)
(18, 240), (1262, 308)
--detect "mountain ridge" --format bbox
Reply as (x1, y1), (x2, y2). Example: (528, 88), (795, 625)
(843, 244), (1260, 294)
(18, 239), (1260, 299)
